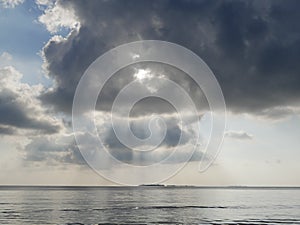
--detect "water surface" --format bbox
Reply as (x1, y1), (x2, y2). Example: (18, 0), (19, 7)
(0, 186), (299, 224)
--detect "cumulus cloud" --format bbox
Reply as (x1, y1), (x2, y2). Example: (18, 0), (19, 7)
(225, 130), (253, 140)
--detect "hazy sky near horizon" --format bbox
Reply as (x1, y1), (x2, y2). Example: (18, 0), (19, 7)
(0, 0), (300, 186)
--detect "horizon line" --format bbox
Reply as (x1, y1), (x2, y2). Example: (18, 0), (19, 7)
(0, 185), (300, 189)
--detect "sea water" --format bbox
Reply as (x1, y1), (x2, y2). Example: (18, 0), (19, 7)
(0, 186), (299, 224)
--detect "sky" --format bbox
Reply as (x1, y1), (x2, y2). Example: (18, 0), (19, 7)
(0, 0), (300, 186)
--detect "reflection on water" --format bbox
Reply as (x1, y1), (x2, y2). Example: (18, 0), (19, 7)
(0, 186), (300, 224)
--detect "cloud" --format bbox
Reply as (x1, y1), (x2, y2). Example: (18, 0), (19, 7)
(38, 0), (79, 33)
(0, 66), (61, 135)
(225, 130), (253, 140)
(14, 0), (300, 168)
(0, 52), (12, 62)
(103, 116), (190, 147)
(0, 0), (24, 8)
(35, 0), (54, 7)
(255, 106), (300, 121)
(94, 62), (208, 115)
(20, 107), (204, 167)
(18, 65), (204, 167)
(23, 134), (85, 165)
(96, 112), (203, 166)
(22, 124), (203, 167)
(38, 0), (300, 120)
(102, 128), (204, 166)
(0, 125), (15, 135)
(0, 52), (13, 72)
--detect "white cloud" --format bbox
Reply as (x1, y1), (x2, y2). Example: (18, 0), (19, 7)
(38, 1), (80, 33)
(0, 0), (24, 8)
(225, 130), (253, 140)
(35, 0), (54, 6)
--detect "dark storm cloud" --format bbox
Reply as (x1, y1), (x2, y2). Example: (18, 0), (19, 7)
(40, 0), (300, 118)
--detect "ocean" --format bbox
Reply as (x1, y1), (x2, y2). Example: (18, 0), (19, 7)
(0, 186), (299, 224)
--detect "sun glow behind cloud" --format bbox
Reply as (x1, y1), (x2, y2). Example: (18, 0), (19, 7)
(134, 68), (153, 80)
